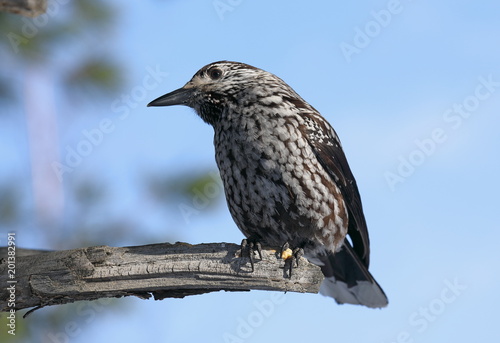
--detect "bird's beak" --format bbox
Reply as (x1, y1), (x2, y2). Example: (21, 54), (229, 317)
(147, 86), (194, 107)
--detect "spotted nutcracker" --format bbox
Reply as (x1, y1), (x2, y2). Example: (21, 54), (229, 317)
(148, 61), (388, 308)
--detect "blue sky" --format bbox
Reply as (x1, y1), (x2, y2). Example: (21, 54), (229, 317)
(1, 0), (500, 342)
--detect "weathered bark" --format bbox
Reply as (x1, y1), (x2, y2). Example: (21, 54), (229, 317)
(0, 242), (323, 315)
(0, 0), (47, 17)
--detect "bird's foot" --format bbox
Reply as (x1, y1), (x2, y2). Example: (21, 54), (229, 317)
(280, 242), (304, 278)
(240, 238), (263, 272)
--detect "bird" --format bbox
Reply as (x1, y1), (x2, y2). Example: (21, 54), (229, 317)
(147, 61), (388, 308)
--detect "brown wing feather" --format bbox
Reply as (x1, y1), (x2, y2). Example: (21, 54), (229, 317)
(300, 111), (371, 267)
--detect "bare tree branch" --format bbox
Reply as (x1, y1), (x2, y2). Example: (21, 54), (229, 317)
(0, 0), (47, 17)
(0, 242), (323, 315)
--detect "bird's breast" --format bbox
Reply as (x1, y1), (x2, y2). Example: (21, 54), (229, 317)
(213, 112), (348, 251)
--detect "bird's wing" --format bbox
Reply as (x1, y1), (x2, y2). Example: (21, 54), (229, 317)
(299, 111), (371, 267)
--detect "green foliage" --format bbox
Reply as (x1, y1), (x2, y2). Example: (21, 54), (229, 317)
(65, 58), (123, 98)
(0, 312), (28, 341)
(0, 0), (121, 100)
(0, 186), (19, 225)
(147, 170), (223, 211)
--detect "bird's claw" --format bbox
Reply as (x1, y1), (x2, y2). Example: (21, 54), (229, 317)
(280, 242), (304, 278)
(240, 239), (262, 272)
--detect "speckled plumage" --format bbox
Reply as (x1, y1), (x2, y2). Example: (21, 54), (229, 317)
(148, 61), (388, 308)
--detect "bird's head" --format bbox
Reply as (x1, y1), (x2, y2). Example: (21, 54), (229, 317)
(147, 61), (297, 125)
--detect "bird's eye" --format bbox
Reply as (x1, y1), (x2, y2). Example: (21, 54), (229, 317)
(208, 67), (223, 80)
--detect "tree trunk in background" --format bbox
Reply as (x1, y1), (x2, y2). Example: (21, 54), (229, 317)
(25, 66), (64, 238)
(0, 0), (47, 17)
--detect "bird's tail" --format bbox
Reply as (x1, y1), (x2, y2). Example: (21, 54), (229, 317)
(318, 241), (388, 308)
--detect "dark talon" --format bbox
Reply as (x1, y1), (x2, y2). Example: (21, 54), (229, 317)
(249, 242), (255, 272)
(239, 238), (262, 272)
(240, 239), (248, 259)
(284, 258), (293, 278)
(293, 247), (304, 267)
(255, 242), (262, 260)
(280, 243), (303, 278)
